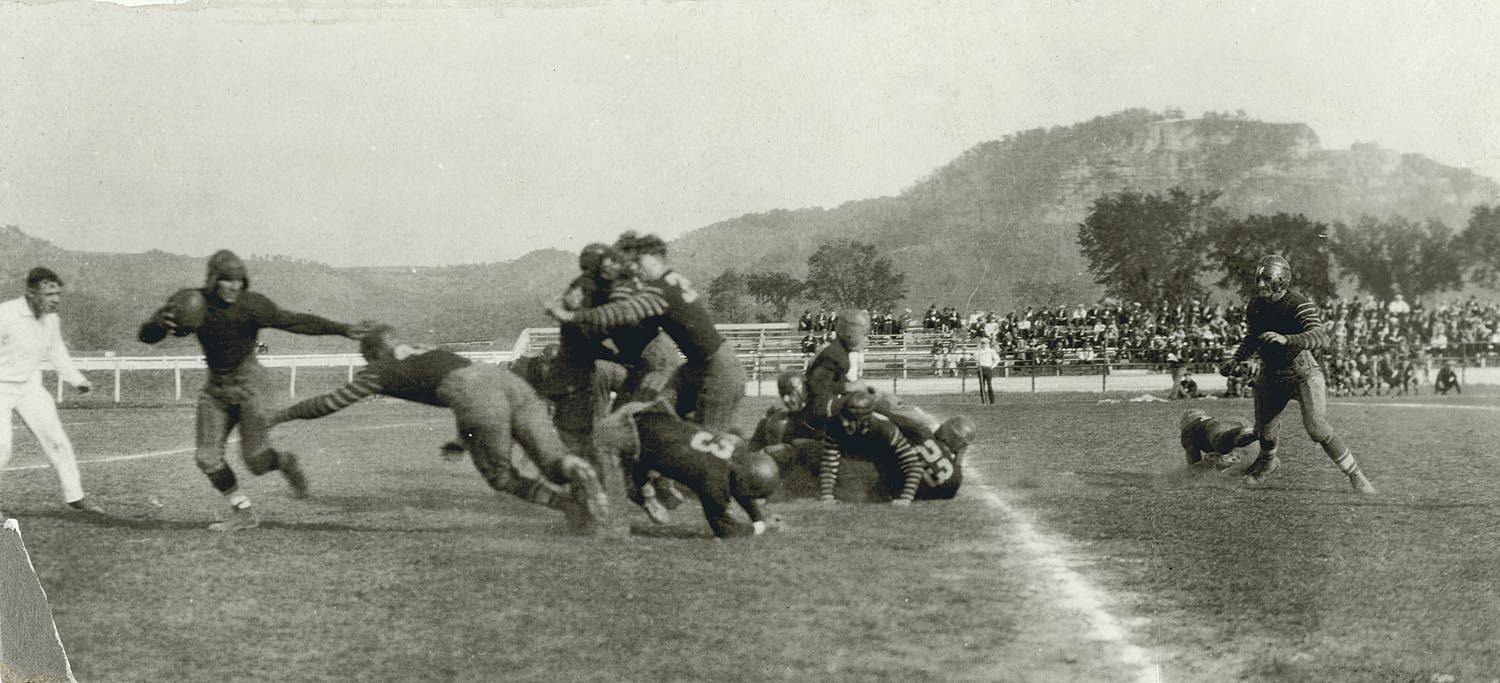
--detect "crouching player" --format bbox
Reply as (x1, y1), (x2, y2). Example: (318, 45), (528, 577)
(594, 402), (780, 538)
(819, 392), (972, 505)
(267, 324), (610, 532)
(1179, 409), (1256, 469)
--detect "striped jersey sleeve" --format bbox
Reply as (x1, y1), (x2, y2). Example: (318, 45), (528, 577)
(571, 286), (671, 330)
(276, 368), (386, 422)
(1282, 298), (1328, 350)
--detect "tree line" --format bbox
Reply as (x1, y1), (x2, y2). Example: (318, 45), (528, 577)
(706, 239), (909, 322)
(1078, 188), (1500, 304)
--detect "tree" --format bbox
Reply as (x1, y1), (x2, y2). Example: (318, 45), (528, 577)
(744, 271), (805, 320)
(707, 269), (749, 322)
(1076, 188), (1222, 305)
(1331, 215), (1462, 300)
(1011, 275), (1093, 311)
(802, 240), (907, 311)
(1206, 212), (1337, 301)
(1457, 204), (1500, 287)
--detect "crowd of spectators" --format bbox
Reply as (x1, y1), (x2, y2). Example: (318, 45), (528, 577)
(793, 295), (1500, 382)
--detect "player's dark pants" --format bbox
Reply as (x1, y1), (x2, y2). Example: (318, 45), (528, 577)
(674, 344), (746, 430)
(977, 367), (996, 404)
(195, 361), (286, 477)
(1254, 369), (1333, 449)
(438, 365), (575, 501)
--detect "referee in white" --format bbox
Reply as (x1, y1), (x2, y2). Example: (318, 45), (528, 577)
(0, 267), (103, 516)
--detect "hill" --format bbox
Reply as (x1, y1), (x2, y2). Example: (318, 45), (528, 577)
(4, 108), (1497, 351)
(670, 109), (1498, 312)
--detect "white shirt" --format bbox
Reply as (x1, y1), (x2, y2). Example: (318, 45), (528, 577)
(975, 347), (1001, 369)
(0, 297), (87, 386)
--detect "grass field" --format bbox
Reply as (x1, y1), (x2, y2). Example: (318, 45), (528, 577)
(4, 389), (1499, 682)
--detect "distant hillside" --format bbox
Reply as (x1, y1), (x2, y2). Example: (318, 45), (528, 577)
(6, 108), (1497, 351)
(670, 109), (1499, 312)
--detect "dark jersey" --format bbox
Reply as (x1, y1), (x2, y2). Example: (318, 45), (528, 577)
(571, 270), (724, 362)
(1181, 415), (1255, 456)
(819, 414), (924, 502)
(805, 340), (858, 420)
(634, 410), (764, 538)
(138, 289), (350, 375)
(892, 417), (963, 498)
(1231, 290), (1327, 380)
(278, 346), (471, 419)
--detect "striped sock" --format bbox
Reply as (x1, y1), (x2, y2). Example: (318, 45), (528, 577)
(1321, 437), (1360, 475)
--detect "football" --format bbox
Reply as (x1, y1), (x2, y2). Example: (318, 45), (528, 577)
(166, 288), (207, 334)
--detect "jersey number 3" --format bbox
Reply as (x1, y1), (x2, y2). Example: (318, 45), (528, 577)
(690, 430), (734, 460)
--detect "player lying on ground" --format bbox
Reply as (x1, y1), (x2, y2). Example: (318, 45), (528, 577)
(593, 401), (780, 538)
(817, 391), (973, 505)
(1179, 409), (1256, 469)
(266, 324), (609, 532)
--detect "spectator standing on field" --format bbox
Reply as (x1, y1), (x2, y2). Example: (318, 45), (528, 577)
(974, 338), (1000, 404)
(0, 267), (104, 516)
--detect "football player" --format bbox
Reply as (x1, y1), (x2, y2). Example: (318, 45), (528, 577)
(1221, 255), (1376, 493)
(545, 232), (744, 431)
(818, 392), (971, 505)
(1435, 361), (1461, 395)
(138, 250), (370, 531)
(1179, 409), (1256, 468)
(267, 324), (610, 533)
(593, 401), (780, 538)
(795, 309), (870, 440)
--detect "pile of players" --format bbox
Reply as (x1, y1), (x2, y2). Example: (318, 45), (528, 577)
(110, 234), (976, 537)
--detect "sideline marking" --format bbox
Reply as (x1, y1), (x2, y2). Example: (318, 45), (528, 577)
(1331, 401), (1500, 412)
(1, 420), (445, 472)
(966, 469), (1162, 683)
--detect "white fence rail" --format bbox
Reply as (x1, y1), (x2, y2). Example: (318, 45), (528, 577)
(45, 351), (515, 403)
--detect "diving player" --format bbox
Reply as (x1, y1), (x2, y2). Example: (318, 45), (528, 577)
(267, 325), (610, 532)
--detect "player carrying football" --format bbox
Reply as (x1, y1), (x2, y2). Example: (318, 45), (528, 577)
(1220, 255), (1376, 493)
(138, 250), (370, 531)
(266, 324), (610, 532)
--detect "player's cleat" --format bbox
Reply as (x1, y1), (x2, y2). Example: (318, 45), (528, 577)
(1243, 453), (1280, 485)
(208, 505), (258, 532)
(566, 467), (610, 526)
(657, 479), (686, 511)
(640, 496), (672, 525)
(1349, 471), (1377, 494)
(279, 451), (310, 499)
(67, 497), (105, 515)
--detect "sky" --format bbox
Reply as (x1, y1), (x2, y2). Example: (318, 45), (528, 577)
(2, 0), (1498, 267)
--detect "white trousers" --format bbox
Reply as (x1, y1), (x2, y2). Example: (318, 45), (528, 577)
(0, 378), (85, 504)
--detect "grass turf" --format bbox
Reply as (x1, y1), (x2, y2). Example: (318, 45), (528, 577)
(2, 391), (1497, 681)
